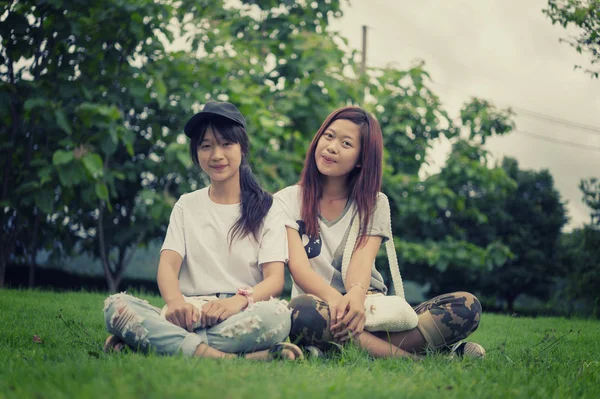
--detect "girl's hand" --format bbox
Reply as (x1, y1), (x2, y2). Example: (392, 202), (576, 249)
(330, 286), (367, 342)
(165, 300), (200, 332)
(200, 296), (248, 328)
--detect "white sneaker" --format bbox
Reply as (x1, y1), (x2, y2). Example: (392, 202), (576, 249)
(450, 341), (486, 358)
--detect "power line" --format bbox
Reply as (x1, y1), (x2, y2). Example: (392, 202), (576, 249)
(513, 107), (600, 136)
(432, 81), (600, 136)
(360, 10), (600, 137)
(358, 15), (600, 154)
(516, 130), (600, 152)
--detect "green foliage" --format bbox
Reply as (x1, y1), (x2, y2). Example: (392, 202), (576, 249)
(395, 153), (567, 308)
(480, 158), (568, 310)
(384, 104), (518, 295)
(1, 0), (570, 307)
(0, 0), (360, 290)
(560, 227), (600, 316)
(579, 177), (600, 226)
(543, 0), (600, 78)
(0, 0), (207, 290)
(559, 178), (600, 315)
(460, 98), (516, 144)
(371, 63), (457, 176)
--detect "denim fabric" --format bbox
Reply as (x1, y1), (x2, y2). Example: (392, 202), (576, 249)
(103, 293), (291, 357)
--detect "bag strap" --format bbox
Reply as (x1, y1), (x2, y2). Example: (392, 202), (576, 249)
(340, 197), (406, 299)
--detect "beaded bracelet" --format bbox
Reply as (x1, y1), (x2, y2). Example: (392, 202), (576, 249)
(349, 282), (368, 295)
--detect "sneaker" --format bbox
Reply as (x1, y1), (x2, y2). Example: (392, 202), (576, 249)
(103, 334), (126, 353)
(450, 341), (486, 358)
(304, 345), (325, 359)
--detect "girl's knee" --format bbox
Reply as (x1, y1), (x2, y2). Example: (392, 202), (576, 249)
(102, 294), (150, 346)
(448, 291), (482, 334)
(289, 294), (319, 310)
(215, 299), (291, 348)
(103, 293), (128, 322)
(457, 292), (482, 319)
(251, 298), (292, 334)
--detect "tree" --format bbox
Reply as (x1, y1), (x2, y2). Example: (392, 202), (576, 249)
(543, 0), (600, 78)
(0, 0), (361, 290)
(560, 227), (600, 317)
(2, 0), (532, 296)
(579, 177), (600, 226)
(480, 158), (568, 311)
(0, 0), (211, 290)
(371, 89), (517, 295)
(559, 177), (600, 317)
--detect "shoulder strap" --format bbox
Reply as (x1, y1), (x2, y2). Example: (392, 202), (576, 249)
(340, 198), (406, 299)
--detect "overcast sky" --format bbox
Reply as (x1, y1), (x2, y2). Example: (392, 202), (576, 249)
(330, 0), (600, 230)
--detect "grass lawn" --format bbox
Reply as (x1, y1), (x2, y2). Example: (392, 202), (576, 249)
(1, 289), (599, 399)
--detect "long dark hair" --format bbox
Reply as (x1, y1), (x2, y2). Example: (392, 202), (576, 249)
(189, 117), (273, 244)
(299, 106), (383, 247)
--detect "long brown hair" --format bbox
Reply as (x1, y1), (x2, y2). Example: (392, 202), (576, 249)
(299, 106), (383, 247)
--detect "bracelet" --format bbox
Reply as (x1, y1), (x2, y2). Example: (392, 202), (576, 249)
(349, 282), (368, 295)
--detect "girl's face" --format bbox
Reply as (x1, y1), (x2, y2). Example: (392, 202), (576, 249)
(197, 127), (242, 184)
(314, 119), (362, 179)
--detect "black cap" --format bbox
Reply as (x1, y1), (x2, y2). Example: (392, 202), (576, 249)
(184, 101), (246, 138)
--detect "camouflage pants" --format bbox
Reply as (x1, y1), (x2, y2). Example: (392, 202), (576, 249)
(288, 291), (482, 351)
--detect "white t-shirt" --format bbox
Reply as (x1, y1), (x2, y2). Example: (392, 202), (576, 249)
(161, 187), (287, 296)
(274, 185), (390, 298)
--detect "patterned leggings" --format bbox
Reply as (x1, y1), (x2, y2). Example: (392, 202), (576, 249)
(288, 291), (482, 351)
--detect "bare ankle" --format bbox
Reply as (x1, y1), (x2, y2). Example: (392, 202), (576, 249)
(193, 343), (235, 359)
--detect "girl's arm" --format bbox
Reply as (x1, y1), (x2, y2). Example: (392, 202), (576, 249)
(332, 235), (382, 341)
(157, 249), (199, 332)
(252, 261), (285, 300)
(287, 227), (343, 304)
(198, 262), (285, 327)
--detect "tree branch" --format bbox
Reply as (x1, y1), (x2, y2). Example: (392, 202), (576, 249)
(97, 202), (114, 287)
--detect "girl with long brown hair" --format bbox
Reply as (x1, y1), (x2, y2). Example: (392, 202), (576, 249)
(275, 106), (485, 359)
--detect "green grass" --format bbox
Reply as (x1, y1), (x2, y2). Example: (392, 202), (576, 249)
(1, 289), (599, 399)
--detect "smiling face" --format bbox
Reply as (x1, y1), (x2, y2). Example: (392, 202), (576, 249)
(314, 119), (362, 179)
(197, 126), (242, 184)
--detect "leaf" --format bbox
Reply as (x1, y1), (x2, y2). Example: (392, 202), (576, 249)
(37, 166), (53, 185)
(259, 115), (276, 129)
(82, 86), (92, 101)
(140, 189), (155, 201)
(54, 109), (72, 135)
(100, 133), (118, 156)
(95, 182), (109, 200)
(154, 75), (167, 108)
(15, 181), (39, 194)
(24, 98), (47, 111)
(82, 153), (104, 177)
(52, 150), (74, 166)
(176, 151), (191, 168)
(34, 188), (54, 214)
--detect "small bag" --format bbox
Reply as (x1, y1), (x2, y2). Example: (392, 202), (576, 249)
(341, 198), (418, 332)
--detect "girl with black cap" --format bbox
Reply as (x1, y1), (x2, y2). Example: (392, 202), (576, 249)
(102, 102), (302, 361)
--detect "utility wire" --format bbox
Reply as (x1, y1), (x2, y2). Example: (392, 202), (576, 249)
(432, 81), (600, 136)
(513, 107), (600, 136)
(516, 130), (600, 152)
(361, 7), (600, 137)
